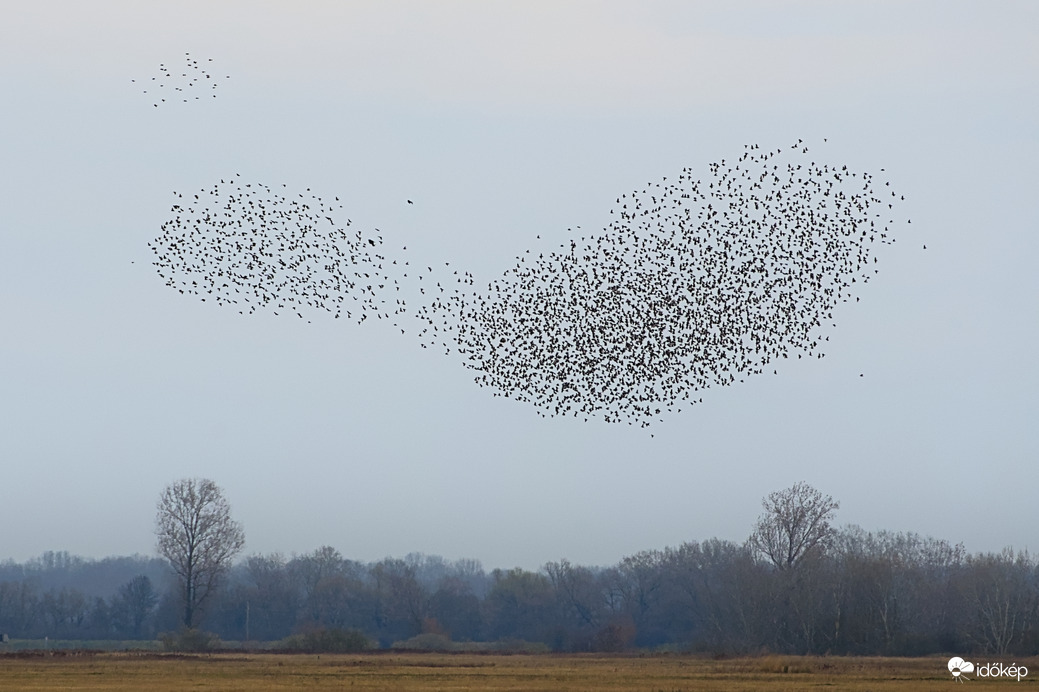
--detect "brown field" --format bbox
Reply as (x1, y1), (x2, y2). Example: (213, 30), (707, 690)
(0, 651), (1035, 691)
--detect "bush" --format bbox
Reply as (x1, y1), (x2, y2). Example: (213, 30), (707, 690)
(280, 627), (372, 653)
(158, 628), (220, 652)
(392, 632), (457, 651)
(485, 638), (550, 653)
(593, 619), (637, 652)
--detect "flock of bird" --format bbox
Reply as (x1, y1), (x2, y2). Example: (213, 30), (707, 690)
(148, 177), (476, 353)
(149, 139), (906, 427)
(133, 53), (228, 107)
(150, 178), (394, 324)
(450, 142), (904, 425)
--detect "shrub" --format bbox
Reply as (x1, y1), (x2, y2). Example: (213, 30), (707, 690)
(392, 632), (456, 651)
(158, 628), (220, 652)
(280, 627), (372, 653)
(593, 619), (637, 652)
(487, 638), (550, 653)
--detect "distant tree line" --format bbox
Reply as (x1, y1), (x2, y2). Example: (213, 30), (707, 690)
(0, 482), (1036, 656)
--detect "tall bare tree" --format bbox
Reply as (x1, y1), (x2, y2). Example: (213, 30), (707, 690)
(749, 481), (839, 570)
(155, 478), (245, 629)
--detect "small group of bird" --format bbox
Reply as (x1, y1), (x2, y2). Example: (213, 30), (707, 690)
(133, 52), (228, 107)
(149, 141), (908, 427)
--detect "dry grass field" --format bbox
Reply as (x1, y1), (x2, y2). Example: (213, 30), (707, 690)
(0, 651), (1035, 691)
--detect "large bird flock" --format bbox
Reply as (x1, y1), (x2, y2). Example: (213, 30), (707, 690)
(150, 141), (905, 426)
(450, 142), (902, 425)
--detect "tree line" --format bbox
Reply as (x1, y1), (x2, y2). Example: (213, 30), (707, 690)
(0, 479), (1036, 656)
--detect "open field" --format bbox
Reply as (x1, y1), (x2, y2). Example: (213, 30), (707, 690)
(0, 652), (1036, 691)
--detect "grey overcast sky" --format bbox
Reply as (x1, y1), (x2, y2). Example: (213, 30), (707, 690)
(1, 1), (1036, 571)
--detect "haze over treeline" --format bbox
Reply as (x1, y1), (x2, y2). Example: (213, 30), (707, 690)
(2, 516), (1036, 655)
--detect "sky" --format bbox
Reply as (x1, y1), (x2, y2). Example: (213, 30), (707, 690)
(1, 1), (1037, 571)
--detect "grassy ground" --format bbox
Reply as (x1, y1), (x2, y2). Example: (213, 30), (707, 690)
(0, 651), (1035, 690)
(0, 640), (162, 652)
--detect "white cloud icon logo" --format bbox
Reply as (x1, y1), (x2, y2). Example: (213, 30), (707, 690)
(949, 657), (975, 679)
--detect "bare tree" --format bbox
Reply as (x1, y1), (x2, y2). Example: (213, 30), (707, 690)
(749, 481), (839, 570)
(114, 575), (158, 638)
(155, 478), (245, 629)
(964, 548), (1035, 655)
